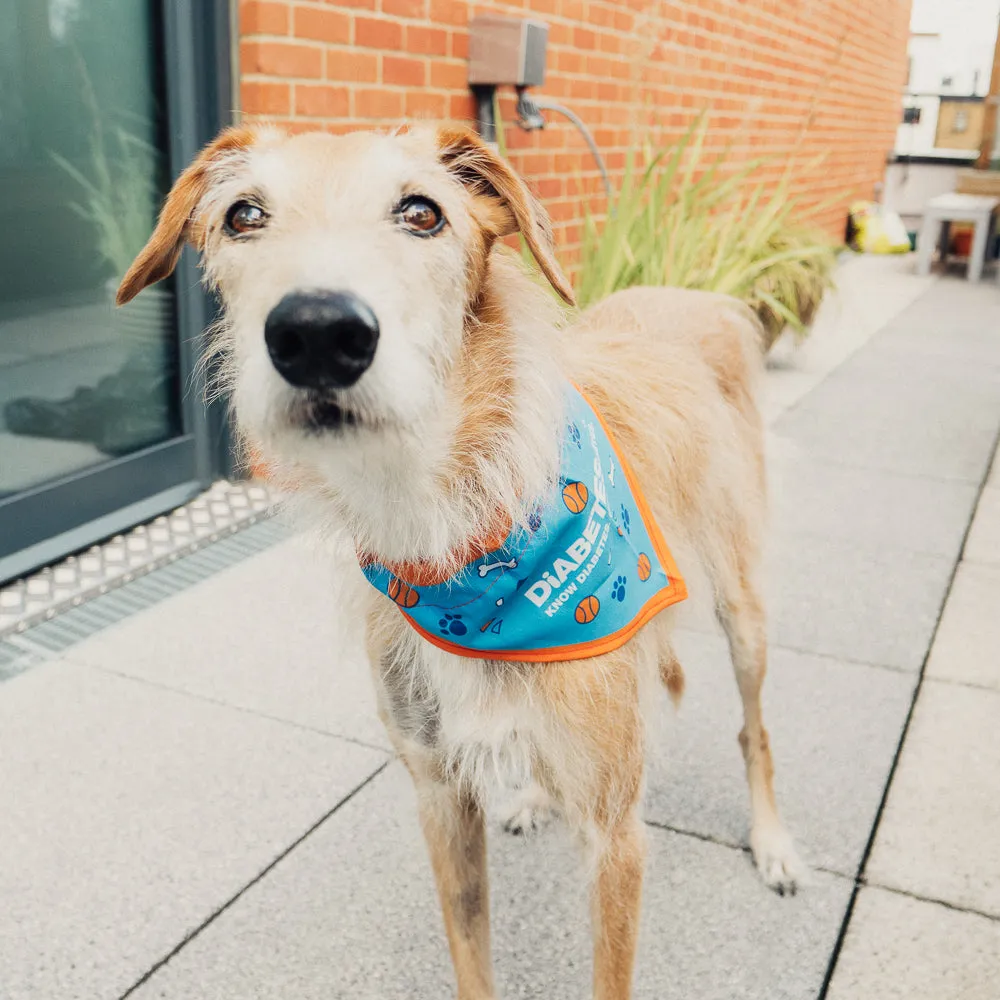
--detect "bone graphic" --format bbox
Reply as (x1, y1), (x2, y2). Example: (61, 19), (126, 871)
(478, 558), (517, 577)
(608, 458), (615, 486)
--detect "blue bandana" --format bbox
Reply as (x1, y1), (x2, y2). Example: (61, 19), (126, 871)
(360, 385), (687, 662)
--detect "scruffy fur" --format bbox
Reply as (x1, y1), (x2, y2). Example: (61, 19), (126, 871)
(119, 123), (802, 1000)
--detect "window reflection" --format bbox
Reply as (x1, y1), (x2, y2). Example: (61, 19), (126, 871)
(0, 1), (177, 498)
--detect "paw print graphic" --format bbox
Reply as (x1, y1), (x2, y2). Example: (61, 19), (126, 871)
(568, 422), (582, 449)
(619, 505), (631, 535)
(527, 505), (543, 532)
(439, 613), (468, 636)
(611, 575), (627, 602)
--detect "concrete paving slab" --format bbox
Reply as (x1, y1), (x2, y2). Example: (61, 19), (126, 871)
(964, 485), (1000, 565)
(763, 255), (938, 423)
(768, 456), (978, 557)
(0, 658), (386, 1000)
(826, 886), (1000, 1000)
(866, 680), (1000, 917)
(865, 278), (1000, 364)
(765, 531), (954, 671)
(771, 363), (1000, 483)
(131, 763), (852, 1000)
(926, 560), (1000, 690)
(645, 631), (915, 876)
(70, 538), (387, 749)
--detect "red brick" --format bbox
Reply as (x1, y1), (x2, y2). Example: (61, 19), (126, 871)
(405, 91), (448, 118)
(355, 87), (405, 118)
(295, 83), (350, 118)
(449, 30), (469, 59)
(237, 0), (911, 250)
(380, 0), (426, 17)
(280, 119), (322, 135)
(293, 7), (351, 44)
(355, 15), (403, 48)
(448, 93), (477, 121)
(326, 49), (379, 83)
(241, 40), (323, 78)
(429, 0), (468, 26)
(241, 79), (291, 115)
(240, 1), (289, 35)
(429, 60), (467, 90)
(383, 54), (426, 86)
(406, 25), (448, 55)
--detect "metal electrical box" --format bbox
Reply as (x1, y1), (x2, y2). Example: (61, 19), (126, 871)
(467, 16), (548, 88)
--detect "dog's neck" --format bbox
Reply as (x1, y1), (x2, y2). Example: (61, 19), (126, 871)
(299, 255), (565, 568)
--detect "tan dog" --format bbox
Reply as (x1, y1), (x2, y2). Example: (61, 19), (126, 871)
(119, 123), (801, 1000)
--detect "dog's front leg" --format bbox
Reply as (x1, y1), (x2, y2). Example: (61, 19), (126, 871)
(589, 808), (646, 1000)
(409, 761), (495, 1000)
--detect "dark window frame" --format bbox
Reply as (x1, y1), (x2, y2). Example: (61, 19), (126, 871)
(0, 0), (235, 583)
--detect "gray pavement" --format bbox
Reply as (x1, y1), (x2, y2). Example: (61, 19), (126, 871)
(2, 257), (999, 999)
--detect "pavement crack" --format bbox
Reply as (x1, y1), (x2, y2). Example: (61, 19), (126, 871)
(116, 760), (390, 999)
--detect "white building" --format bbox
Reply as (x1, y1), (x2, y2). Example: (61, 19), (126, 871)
(896, 0), (999, 157)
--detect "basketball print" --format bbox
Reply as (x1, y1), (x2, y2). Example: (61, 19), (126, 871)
(637, 553), (652, 581)
(574, 595), (600, 624)
(387, 576), (419, 608)
(562, 480), (589, 514)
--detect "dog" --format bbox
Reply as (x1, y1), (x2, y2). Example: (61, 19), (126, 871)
(118, 123), (801, 1000)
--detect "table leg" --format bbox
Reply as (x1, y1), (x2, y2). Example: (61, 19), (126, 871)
(969, 214), (989, 282)
(916, 214), (938, 276)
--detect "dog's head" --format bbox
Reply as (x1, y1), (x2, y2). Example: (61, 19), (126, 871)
(118, 125), (573, 475)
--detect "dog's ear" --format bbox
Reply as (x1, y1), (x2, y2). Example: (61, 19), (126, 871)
(116, 127), (257, 306)
(436, 126), (575, 306)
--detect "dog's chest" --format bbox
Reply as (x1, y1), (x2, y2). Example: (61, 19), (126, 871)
(378, 625), (542, 791)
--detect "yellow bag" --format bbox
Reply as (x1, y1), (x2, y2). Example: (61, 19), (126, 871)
(848, 202), (911, 254)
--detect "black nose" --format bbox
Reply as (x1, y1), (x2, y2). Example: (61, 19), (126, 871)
(264, 290), (379, 390)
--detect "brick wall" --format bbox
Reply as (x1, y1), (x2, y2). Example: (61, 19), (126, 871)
(238, 0), (912, 263)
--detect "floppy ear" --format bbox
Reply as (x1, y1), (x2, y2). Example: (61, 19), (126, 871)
(116, 127), (257, 306)
(436, 126), (575, 306)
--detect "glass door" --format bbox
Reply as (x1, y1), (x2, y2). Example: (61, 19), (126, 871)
(0, 0), (233, 582)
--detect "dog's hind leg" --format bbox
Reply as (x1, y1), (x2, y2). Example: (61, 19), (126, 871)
(715, 562), (803, 894)
(588, 806), (646, 1000)
(405, 757), (496, 1000)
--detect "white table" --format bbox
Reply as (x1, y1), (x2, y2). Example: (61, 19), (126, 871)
(915, 193), (998, 282)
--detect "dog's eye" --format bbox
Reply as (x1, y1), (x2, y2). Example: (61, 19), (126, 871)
(224, 201), (267, 237)
(396, 196), (445, 237)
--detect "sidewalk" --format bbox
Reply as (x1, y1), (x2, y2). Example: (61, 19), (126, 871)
(2, 257), (1000, 1000)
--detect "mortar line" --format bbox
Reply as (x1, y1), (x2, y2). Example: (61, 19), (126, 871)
(84, 660), (391, 755)
(117, 761), (390, 999)
(861, 880), (1000, 924)
(918, 673), (1000, 696)
(816, 414), (1000, 999)
(644, 817), (749, 854)
(674, 631), (923, 678)
(766, 450), (990, 488)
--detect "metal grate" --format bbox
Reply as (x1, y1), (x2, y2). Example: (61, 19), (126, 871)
(0, 515), (288, 683)
(0, 481), (278, 639)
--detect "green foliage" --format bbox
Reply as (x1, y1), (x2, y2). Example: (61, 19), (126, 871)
(575, 114), (839, 346)
(50, 80), (159, 282)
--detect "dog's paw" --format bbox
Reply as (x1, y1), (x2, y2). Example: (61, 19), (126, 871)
(751, 824), (805, 896)
(497, 784), (555, 837)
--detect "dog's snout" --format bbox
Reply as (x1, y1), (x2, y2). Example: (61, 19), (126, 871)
(264, 290), (379, 390)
